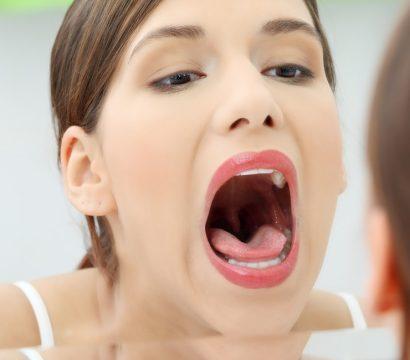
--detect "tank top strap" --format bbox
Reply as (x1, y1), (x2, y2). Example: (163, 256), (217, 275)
(14, 281), (55, 349)
(337, 292), (368, 330)
(19, 348), (45, 360)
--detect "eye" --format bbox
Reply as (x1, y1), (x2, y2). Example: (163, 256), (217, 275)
(149, 71), (205, 92)
(263, 64), (314, 83)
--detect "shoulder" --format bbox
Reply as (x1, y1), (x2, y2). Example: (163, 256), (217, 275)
(293, 289), (360, 331)
(31, 268), (105, 346)
(0, 269), (103, 349)
(0, 283), (40, 348)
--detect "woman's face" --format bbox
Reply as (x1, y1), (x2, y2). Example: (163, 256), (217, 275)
(93, 0), (344, 336)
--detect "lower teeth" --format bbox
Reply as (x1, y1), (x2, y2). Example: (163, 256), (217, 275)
(226, 229), (292, 269)
(228, 257), (281, 269)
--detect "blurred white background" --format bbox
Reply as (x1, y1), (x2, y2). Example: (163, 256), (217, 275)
(0, 1), (407, 358)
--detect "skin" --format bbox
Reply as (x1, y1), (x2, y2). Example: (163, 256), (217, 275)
(0, 335), (315, 360)
(1, 0), (350, 350)
(0, 269), (358, 349)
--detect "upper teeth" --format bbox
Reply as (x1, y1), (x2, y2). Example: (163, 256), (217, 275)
(236, 168), (287, 189)
(236, 169), (274, 176)
(271, 170), (286, 189)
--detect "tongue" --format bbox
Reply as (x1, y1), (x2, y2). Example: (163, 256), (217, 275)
(208, 224), (287, 261)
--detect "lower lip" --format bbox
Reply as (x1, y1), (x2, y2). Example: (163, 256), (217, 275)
(202, 230), (299, 289)
(201, 150), (299, 289)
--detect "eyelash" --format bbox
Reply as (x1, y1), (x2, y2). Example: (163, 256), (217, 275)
(149, 63), (314, 92)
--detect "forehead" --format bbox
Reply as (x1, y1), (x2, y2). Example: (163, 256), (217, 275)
(126, 0), (313, 51)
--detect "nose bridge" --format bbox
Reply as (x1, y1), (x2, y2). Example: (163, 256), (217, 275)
(211, 58), (284, 134)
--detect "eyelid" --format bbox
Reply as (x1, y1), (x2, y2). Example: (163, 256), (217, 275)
(262, 62), (312, 73)
(148, 69), (206, 92)
(150, 69), (205, 84)
(262, 63), (315, 81)
(147, 58), (205, 81)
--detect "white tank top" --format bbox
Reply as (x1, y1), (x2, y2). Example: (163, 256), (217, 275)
(13, 281), (368, 359)
(19, 348), (45, 360)
(14, 281), (54, 360)
(337, 292), (368, 330)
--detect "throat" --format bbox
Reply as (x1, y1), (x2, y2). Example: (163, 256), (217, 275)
(205, 173), (293, 264)
(206, 185), (291, 244)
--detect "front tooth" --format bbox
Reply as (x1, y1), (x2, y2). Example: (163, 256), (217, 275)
(258, 260), (270, 268)
(271, 170), (286, 189)
(257, 169), (274, 175)
(246, 262), (259, 269)
(237, 169), (258, 176)
(267, 258), (281, 267)
(237, 168), (274, 176)
(228, 258), (239, 265)
(226, 257), (283, 269)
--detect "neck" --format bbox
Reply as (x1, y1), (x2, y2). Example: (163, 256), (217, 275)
(96, 275), (311, 358)
(97, 270), (219, 343)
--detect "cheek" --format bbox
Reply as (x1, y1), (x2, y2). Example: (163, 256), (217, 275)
(295, 89), (343, 176)
(99, 97), (200, 274)
(287, 87), (343, 276)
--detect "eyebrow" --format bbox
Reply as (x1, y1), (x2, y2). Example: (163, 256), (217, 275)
(128, 18), (321, 63)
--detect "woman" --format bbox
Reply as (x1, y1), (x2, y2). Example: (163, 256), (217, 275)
(0, 0), (359, 352)
(366, 5), (410, 359)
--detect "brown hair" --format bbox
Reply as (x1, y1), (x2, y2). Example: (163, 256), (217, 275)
(50, 0), (336, 283)
(367, 6), (410, 359)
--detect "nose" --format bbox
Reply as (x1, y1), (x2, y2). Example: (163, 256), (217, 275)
(210, 64), (284, 135)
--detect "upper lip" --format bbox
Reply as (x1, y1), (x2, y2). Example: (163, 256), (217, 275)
(202, 149), (298, 230)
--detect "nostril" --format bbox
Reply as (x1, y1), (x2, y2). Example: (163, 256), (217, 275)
(230, 118), (249, 130)
(229, 115), (273, 131)
(264, 115), (274, 127)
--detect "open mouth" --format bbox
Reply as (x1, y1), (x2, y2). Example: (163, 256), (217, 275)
(202, 150), (299, 289)
(205, 169), (293, 269)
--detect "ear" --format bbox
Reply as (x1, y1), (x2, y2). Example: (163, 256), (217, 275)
(60, 126), (117, 216)
(366, 206), (402, 315)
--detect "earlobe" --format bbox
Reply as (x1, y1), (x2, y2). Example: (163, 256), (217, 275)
(60, 126), (117, 216)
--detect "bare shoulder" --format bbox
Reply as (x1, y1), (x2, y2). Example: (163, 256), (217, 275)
(0, 269), (103, 349)
(31, 268), (99, 309)
(296, 289), (385, 331)
(293, 289), (355, 331)
(0, 283), (40, 348)
(31, 268), (104, 346)
(0, 346), (102, 360)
